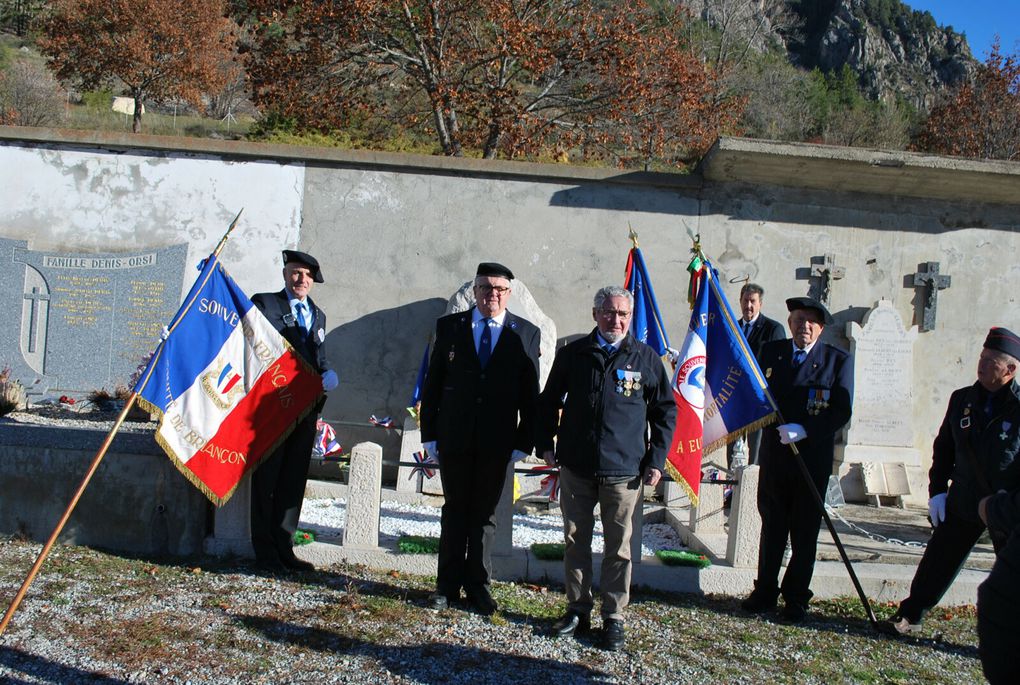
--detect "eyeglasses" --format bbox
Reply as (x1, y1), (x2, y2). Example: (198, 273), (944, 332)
(475, 284), (510, 295)
(598, 309), (631, 320)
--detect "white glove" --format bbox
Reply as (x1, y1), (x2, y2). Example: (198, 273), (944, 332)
(422, 441), (438, 459)
(928, 492), (947, 527)
(666, 347), (680, 364)
(321, 369), (339, 391)
(160, 325), (170, 342)
(777, 423), (807, 445)
(511, 449), (529, 462)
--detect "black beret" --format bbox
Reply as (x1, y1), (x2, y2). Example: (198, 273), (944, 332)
(282, 250), (324, 283)
(476, 262), (514, 280)
(785, 296), (833, 325)
(984, 327), (1020, 360)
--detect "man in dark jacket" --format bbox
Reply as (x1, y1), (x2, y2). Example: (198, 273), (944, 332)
(741, 297), (853, 623)
(419, 262), (541, 615)
(728, 282), (786, 467)
(977, 482), (1020, 684)
(250, 250), (337, 573)
(537, 285), (675, 651)
(880, 327), (1020, 637)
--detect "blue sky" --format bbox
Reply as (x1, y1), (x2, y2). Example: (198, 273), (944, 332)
(907, 1), (1020, 59)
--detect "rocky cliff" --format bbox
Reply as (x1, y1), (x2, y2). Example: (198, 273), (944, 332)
(779, 0), (976, 109)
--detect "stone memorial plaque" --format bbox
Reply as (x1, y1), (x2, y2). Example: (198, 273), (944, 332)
(0, 237), (188, 397)
(843, 299), (918, 451)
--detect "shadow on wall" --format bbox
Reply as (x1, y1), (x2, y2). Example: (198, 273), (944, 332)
(318, 298), (447, 476)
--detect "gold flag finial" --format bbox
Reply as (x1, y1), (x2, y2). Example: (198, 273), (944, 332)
(628, 224), (639, 249)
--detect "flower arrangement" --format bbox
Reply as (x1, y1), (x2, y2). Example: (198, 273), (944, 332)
(655, 549), (711, 568)
(397, 535), (440, 554)
(293, 529), (316, 545)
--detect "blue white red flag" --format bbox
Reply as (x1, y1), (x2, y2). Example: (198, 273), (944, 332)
(624, 246), (671, 357)
(313, 419), (343, 459)
(408, 341), (430, 409)
(134, 255), (323, 506)
(666, 258), (776, 505)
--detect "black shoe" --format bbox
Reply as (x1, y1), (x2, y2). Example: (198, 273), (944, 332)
(740, 591), (777, 614)
(281, 556), (316, 572)
(465, 586), (498, 616)
(600, 619), (625, 651)
(550, 611), (591, 637)
(427, 593), (453, 611)
(779, 602), (807, 624)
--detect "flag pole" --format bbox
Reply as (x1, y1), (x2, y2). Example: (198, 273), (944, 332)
(0, 209), (244, 637)
(694, 241), (878, 628)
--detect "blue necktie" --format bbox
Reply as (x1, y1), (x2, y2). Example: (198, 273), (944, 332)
(478, 319), (492, 368)
(792, 348), (806, 367)
(602, 343), (615, 356)
(295, 302), (309, 334)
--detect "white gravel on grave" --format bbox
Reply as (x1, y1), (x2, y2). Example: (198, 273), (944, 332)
(300, 498), (687, 556)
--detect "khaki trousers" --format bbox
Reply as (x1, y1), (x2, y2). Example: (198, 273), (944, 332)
(559, 466), (642, 621)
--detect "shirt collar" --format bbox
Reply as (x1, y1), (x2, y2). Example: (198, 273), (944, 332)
(792, 339), (817, 356)
(595, 331), (618, 351)
(473, 307), (507, 326)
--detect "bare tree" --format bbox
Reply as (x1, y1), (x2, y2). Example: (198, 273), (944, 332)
(0, 57), (66, 127)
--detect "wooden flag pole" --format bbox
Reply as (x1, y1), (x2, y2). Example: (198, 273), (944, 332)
(0, 209), (243, 638)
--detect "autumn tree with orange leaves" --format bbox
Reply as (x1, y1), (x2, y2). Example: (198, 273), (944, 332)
(39, 0), (237, 133)
(238, 0), (739, 167)
(914, 42), (1020, 161)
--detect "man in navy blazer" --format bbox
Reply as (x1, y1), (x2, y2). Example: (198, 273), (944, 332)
(249, 250), (337, 573)
(741, 297), (853, 622)
(728, 283), (786, 468)
(420, 262), (540, 615)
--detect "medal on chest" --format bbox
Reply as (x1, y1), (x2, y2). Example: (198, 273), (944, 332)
(615, 369), (642, 397)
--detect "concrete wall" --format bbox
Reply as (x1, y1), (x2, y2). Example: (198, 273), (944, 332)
(0, 424), (209, 555)
(2, 127), (1018, 471)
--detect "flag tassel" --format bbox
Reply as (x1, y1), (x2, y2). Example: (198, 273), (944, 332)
(0, 210), (244, 637)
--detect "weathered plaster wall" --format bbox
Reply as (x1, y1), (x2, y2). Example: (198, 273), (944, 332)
(1, 127), (1018, 470)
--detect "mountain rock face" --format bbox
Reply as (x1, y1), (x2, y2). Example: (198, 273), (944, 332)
(779, 0), (976, 108)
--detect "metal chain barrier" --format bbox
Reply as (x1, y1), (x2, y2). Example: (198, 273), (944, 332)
(824, 504), (928, 549)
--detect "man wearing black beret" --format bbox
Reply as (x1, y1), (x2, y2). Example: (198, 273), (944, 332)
(249, 250), (337, 573)
(741, 297), (854, 623)
(881, 327), (1020, 639)
(420, 262), (541, 615)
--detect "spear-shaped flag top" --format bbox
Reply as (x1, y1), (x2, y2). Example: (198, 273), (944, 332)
(624, 237), (671, 357)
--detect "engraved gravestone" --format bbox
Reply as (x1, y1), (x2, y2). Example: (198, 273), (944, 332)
(0, 237), (188, 397)
(835, 299), (923, 502)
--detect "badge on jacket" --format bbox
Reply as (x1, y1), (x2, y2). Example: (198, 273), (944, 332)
(317, 328), (325, 343)
(807, 388), (830, 415)
(616, 370), (642, 397)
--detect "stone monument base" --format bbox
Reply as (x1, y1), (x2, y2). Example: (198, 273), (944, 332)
(836, 446), (927, 507)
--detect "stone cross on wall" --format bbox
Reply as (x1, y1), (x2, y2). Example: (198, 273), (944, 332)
(23, 286), (50, 354)
(912, 262), (951, 332)
(810, 253), (845, 307)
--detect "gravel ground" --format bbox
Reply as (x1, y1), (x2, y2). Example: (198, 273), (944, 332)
(0, 539), (984, 684)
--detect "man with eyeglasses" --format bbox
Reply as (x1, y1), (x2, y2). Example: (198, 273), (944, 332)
(536, 285), (675, 650)
(420, 262), (541, 615)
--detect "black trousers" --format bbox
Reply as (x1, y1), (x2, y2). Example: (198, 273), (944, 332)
(755, 468), (829, 608)
(978, 540), (1020, 685)
(897, 511), (988, 622)
(250, 412), (317, 563)
(436, 447), (509, 595)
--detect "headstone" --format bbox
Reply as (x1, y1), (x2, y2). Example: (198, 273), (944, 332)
(396, 415), (434, 494)
(0, 237), (188, 398)
(343, 442), (382, 549)
(836, 300), (924, 503)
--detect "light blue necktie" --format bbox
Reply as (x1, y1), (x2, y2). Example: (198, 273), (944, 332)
(295, 302), (309, 334)
(478, 318), (492, 368)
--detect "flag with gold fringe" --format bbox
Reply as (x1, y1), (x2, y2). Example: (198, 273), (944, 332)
(624, 245), (671, 356)
(134, 254), (323, 506)
(666, 255), (776, 505)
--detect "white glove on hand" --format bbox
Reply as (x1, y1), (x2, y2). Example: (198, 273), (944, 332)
(511, 449), (529, 462)
(422, 441), (438, 459)
(666, 347), (680, 364)
(777, 423), (807, 445)
(928, 492), (947, 527)
(160, 325), (170, 342)
(321, 369), (339, 391)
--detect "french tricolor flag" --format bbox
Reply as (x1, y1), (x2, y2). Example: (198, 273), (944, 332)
(134, 255), (323, 506)
(667, 259), (775, 506)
